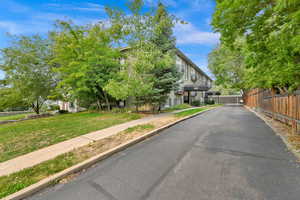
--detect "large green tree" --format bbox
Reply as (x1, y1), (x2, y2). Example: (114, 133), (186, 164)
(105, 0), (179, 111)
(208, 38), (246, 91)
(51, 21), (121, 110)
(146, 3), (180, 111)
(211, 0), (300, 92)
(0, 35), (55, 114)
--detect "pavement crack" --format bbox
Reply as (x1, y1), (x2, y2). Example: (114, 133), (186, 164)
(195, 145), (292, 162)
(88, 180), (118, 200)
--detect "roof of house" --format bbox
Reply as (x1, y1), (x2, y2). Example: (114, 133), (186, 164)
(120, 47), (212, 81)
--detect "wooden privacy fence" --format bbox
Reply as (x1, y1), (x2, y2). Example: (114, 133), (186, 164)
(244, 88), (300, 134)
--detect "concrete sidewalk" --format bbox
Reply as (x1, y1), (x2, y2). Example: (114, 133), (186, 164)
(0, 113), (172, 177)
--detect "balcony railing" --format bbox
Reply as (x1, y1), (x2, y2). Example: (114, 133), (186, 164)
(183, 84), (211, 91)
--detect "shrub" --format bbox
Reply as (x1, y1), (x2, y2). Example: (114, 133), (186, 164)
(205, 99), (215, 105)
(191, 100), (201, 107)
(49, 104), (60, 111)
(58, 110), (69, 114)
(88, 104), (99, 111)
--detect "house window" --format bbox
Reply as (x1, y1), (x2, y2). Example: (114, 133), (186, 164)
(185, 63), (189, 80)
(191, 68), (195, 76)
(176, 59), (181, 71)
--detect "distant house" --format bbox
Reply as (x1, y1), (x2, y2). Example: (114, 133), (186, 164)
(58, 101), (81, 113)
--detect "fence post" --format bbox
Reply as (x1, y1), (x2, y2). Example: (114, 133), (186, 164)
(271, 88), (276, 120)
(291, 95), (297, 135)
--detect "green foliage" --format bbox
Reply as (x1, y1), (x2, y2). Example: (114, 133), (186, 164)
(48, 104), (60, 111)
(105, 44), (158, 105)
(212, 0), (300, 92)
(145, 3), (180, 110)
(164, 103), (191, 112)
(208, 40), (246, 91)
(0, 87), (29, 111)
(191, 100), (201, 107)
(105, 1), (180, 110)
(0, 35), (56, 114)
(205, 99), (215, 105)
(51, 21), (121, 110)
(210, 84), (241, 95)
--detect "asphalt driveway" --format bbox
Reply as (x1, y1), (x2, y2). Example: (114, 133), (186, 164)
(28, 106), (300, 200)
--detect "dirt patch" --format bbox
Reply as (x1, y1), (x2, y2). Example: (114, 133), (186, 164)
(59, 115), (177, 183)
(72, 115), (177, 161)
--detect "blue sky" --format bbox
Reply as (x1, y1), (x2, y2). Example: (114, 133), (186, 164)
(0, 0), (219, 79)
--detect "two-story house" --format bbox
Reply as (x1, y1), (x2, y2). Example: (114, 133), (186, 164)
(58, 48), (212, 112)
(164, 49), (212, 108)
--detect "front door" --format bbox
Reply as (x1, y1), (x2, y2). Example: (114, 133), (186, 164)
(184, 91), (190, 104)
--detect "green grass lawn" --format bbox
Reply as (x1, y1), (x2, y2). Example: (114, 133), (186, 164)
(175, 107), (208, 117)
(163, 103), (192, 112)
(0, 113), (33, 121)
(174, 104), (222, 118)
(0, 112), (141, 162)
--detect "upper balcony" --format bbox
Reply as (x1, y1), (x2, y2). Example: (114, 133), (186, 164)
(183, 83), (211, 92)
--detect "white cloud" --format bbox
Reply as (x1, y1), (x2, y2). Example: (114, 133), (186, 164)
(0, 21), (20, 34)
(0, 20), (54, 35)
(0, 12), (101, 35)
(174, 23), (220, 45)
(46, 2), (105, 12)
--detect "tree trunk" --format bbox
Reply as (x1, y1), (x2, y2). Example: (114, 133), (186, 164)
(31, 103), (37, 114)
(135, 104), (139, 112)
(96, 100), (102, 110)
(32, 100), (40, 115)
(103, 92), (110, 111)
(158, 104), (161, 113)
(36, 99), (40, 114)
